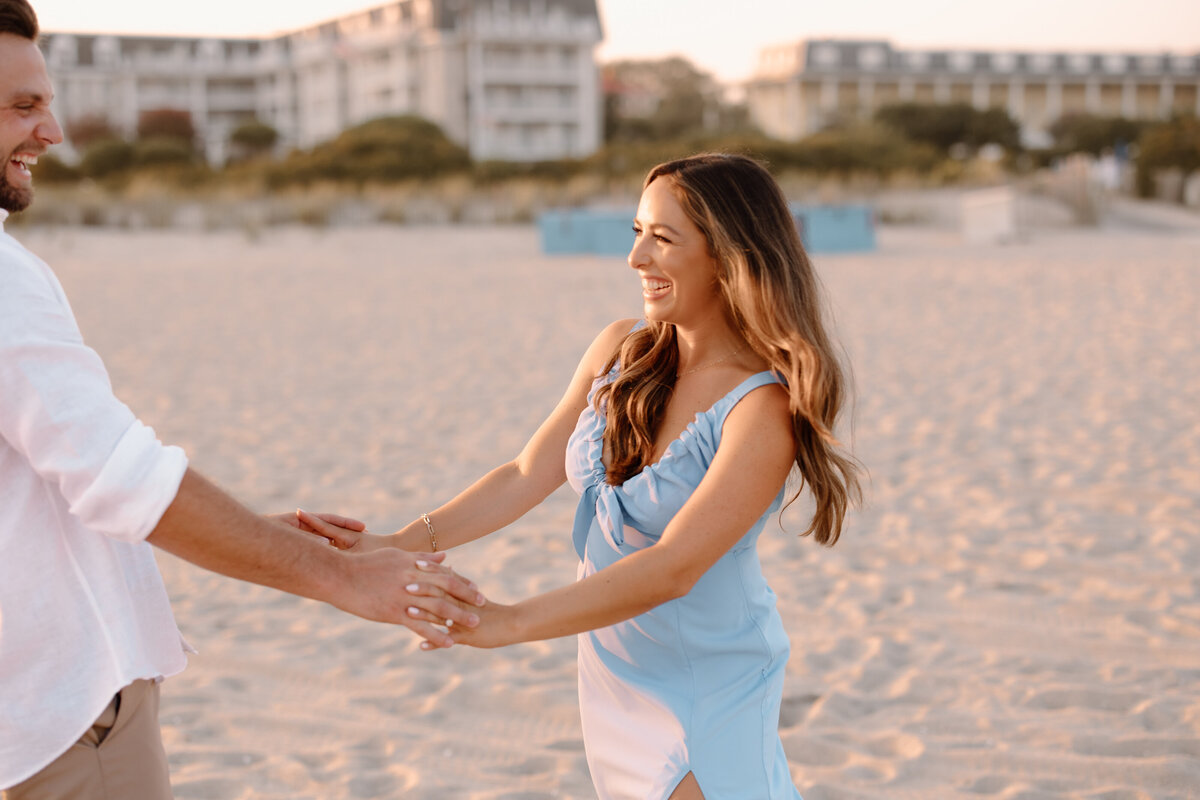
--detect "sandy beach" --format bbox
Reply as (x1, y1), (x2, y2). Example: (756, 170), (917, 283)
(15, 208), (1200, 799)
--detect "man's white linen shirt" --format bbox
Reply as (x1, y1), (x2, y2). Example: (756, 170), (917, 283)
(0, 211), (190, 789)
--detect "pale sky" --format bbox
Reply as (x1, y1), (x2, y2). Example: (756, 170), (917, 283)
(29, 0), (1200, 84)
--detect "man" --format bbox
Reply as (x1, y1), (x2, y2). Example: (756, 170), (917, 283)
(0, 2), (484, 797)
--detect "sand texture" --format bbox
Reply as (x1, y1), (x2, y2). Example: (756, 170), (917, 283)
(18, 213), (1200, 799)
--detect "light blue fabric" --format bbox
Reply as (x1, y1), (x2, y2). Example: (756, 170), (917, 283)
(566, 348), (803, 799)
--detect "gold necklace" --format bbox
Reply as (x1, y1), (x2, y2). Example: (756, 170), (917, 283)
(676, 347), (742, 379)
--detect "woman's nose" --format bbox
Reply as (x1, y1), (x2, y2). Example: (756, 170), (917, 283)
(627, 236), (648, 271)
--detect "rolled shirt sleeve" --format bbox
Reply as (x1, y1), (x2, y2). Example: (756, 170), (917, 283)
(0, 241), (187, 542)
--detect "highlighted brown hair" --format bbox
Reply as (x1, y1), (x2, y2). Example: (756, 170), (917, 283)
(595, 153), (862, 545)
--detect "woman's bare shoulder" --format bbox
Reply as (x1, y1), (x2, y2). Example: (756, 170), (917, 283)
(724, 380), (794, 444)
(580, 317), (641, 374)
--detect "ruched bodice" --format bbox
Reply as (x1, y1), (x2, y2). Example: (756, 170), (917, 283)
(565, 350), (802, 800)
(567, 365), (784, 558)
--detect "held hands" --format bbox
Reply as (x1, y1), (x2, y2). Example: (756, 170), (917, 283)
(270, 509), (366, 540)
(443, 600), (522, 649)
(338, 548), (485, 647)
(278, 510), (487, 647)
(292, 509), (387, 552)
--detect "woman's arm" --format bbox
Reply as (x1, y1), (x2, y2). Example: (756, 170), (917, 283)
(445, 382), (797, 647)
(304, 319), (637, 553)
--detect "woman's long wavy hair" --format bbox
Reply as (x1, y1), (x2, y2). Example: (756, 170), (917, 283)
(594, 153), (862, 545)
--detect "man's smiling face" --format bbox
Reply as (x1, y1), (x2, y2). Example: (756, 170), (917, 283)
(0, 31), (62, 213)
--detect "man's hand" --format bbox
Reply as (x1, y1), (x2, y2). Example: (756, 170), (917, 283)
(294, 510), (488, 647)
(335, 549), (486, 648)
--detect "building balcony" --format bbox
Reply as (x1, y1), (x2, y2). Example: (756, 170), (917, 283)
(476, 65), (582, 85)
(477, 104), (579, 124)
(469, 14), (601, 44)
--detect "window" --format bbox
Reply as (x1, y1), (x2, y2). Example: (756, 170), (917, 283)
(904, 51), (931, 70)
(858, 46), (885, 70)
(949, 51), (974, 72)
(813, 45), (839, 68)
(1171, 55), (1195, 74)
(991, 52), (1017, 72)
(1028, 53), (1055, 73)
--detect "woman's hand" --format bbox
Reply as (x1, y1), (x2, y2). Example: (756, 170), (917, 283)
(269, 510), (366, 548)
(292, 509), (392, 551)
(433, 600), (521, 650)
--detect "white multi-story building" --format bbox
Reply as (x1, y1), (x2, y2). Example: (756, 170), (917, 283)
(39, 0), (604, 164)
(747, 39), (1200, 147)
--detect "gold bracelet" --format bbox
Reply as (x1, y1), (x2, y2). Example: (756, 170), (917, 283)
(421, 512), (438, 552)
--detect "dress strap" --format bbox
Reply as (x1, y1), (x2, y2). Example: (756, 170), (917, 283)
(713, 371), (784, 431)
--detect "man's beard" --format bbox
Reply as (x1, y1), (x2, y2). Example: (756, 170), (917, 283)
(0, 142), (40, 213)
(0, 165), (34, 214)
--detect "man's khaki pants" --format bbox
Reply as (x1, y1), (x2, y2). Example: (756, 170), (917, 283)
(3, 679), (173, 800)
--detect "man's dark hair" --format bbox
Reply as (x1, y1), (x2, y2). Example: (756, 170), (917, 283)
(0, 0), (39, 40)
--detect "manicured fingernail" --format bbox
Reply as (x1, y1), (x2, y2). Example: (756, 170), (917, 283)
(415, 560), (430, 569)
(407, 606), (420, 617)
(467, 614), (480, 627)
(476, 593), (486, 607)
(445, 619), (454, 628)
(420, 641), (432, 651)
(406, 583), (420, 593)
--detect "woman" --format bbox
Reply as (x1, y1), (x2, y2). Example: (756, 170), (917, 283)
(307, 153), (861, 798)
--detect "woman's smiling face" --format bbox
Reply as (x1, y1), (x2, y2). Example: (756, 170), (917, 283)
(628, 177), (723, 328)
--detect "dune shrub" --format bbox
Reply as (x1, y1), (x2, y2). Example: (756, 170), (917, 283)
(266, 115), (469, 187)
(134, 137), (199, 168)
(30, 153), (81, 184)
(80, 138), (135, 179)
(229, 120), (280, 162)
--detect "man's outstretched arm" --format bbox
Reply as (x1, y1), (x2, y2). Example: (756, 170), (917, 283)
(147, 469), (485, 646)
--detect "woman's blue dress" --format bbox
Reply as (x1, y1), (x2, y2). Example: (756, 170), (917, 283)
(565, 357), (803, 799)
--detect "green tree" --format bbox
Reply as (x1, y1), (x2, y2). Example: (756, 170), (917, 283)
(1135, 115), (1200, 197)
(1049, 113), (1144, 156)
(789, 123), (941, 175)
(229, 119), (280, 161)
(875, 102), (1019, 154)
(966, 108), (1021, 151)
(603, 57), (738, 144)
